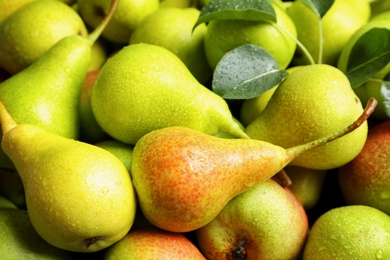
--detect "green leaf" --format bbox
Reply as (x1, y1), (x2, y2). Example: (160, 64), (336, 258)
(300, 0), (335, 18)
(212, 44), (288, 100)
(381, 80), (390, 118)
(346, 28), (390, 88)
(193, 0), (276, 29)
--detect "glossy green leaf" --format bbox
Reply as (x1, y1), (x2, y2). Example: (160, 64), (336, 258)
(193, 0), (276, 29)
(212, 44), (288, 100)
(346, 28), (390, 88)
(381, 80), (390, 118)
(300, 0), (335, 17)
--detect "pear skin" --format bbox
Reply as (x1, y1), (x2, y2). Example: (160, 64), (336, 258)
(91, 43), (248, 145)
(130, 101), (375, 232)
(103, 226), (206, 259)
(0, 101), (137, 253)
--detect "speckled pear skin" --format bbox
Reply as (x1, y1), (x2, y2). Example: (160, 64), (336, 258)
(0, 105), (137, 253)
(91, 43), (248, 145)
(131, 126), (294, 233)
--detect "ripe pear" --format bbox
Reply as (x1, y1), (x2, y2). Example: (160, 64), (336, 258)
(129, 7), (212, 84)
(0, 0), (36, 22)
(103, 226), (206, 259)
(245, 64), (369, 170)
(204, 2), (297, 70)
(159, 0), (194, 8)
(130, 101), (375, 232)
(287, 0), (371, 65)
(0, 0), (118, 170)
(338, 120), (390, 215)
(196, 179), (308, 259)
(284, 166), (327, 210)
(0, 208), (73, 259)
(303, 205), (390, 259)
(91, 43), (248, 145)
(0, 0), (88, 75)
(0, 100), (137, 252)
(77, 0), (159, 43)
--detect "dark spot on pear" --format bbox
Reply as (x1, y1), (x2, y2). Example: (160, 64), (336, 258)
(94, 5), (106, 19)
(230, 240), (247, 260)
(84, 236), (105, 249)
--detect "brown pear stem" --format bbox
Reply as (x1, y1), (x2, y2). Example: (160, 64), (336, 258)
(87, 0), (119, 45)
(272, 169), (292, 188)
(0, 99), (17, 135)
(286, 97), (378, 159)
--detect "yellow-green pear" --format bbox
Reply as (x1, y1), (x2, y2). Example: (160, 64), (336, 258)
(0, 100), (137, 253)
(245, 64), (369, 170)
(0, 195), (17, 209)
(91, 43), (249, 145)
(94, 140), (134, 172)
(303, 205), (390, 259)
(159, 0), (194, 8)
(129, 7), (212, 84)
(204, 2), (297, 70)
(0, 0), (88, 75)
(0, 0), (36, 22)
(77, 0), (159, 43)
(287, 0), (371, 65)
(0, 208), (73, 259)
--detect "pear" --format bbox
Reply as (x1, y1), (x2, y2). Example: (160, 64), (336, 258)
(0, 99), (137, 252)
(0, 195), (17, 209)
(103, 226), (206, 259)
(94, 140), (134, 172)
(0, 208), (73, 259)
(91, 43), (249, 145)
(0, 0), (88, 75)
(245, 64), (369, 170)
(131, 98), (375, 233)
(0, 0), (118, 170)
(303, 205), (390, 259)
(129, 7), (212, 84)
(196, 179), (308, 259)
(77, 0), (159, 44)
(338, 120), (390, 215)
(0, 0), (36, 22)
(284, 166), (327, 210)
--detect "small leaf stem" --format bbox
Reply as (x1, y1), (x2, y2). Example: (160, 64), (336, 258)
(269, 21), (316, 65)
(87, 0), (119, 46)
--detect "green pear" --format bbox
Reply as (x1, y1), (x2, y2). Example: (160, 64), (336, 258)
(130, 103), (375, 232)
(0, 0), (118, 170)
(204, 2), (297, 70)
(79, 69), (109, 143)
(0, 208), (74, 259)
(91, 43), (249, 145)
(0, 195), (17, 209)
(284, 166), (327, 210)
(77, 0), (159, 43)
(339, 120), (390, 215)
(94, 140), (134, 172)
(303, 205), (390, 259)
(0, 100), (137, 252)
(0, 0), (36, 23)
(0, 169), (26, 208)
(0, 0), (88, 75)
(287, 0), (371, 65)
(103, 226), (206, 259)
(129, 7), (212, 84)
(245, 64), (369, 170)
(159, 0), (194, 8)
(196, 179), (308, 259)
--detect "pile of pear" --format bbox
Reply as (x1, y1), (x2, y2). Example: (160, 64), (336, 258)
(0, 0), (390, 259)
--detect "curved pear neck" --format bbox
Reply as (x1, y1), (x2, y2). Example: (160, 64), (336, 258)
(0, 100), (17, 135)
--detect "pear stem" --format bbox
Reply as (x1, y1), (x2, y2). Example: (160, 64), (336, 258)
(87, 0), (119, 46)
(0, 100), (17, 135)
(285, 97), (378, 159)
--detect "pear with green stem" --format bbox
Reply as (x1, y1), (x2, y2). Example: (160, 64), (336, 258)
(131, 98), (376, 233)
(0, 0), (118, 170)
(0, 94), (137, 252)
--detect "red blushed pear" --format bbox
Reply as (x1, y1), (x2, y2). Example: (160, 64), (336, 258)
(338, 120), (390, 215)
(196, 179), (308, 260)
(130, 98), (376, 233)
(103, 226), (206, 259)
